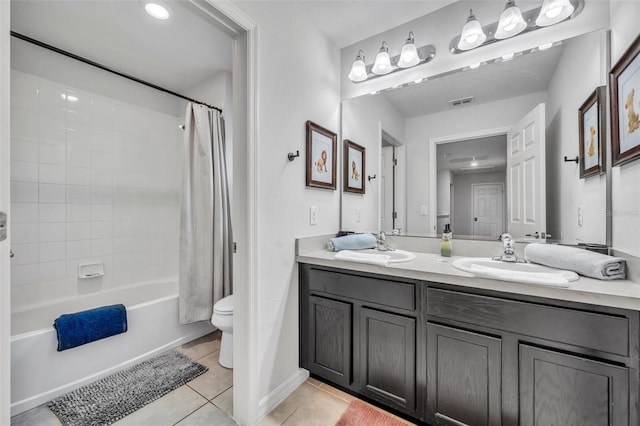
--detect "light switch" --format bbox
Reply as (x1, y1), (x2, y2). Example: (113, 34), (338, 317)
(310, 206), (318, 225)
(420, 205), (428, 216)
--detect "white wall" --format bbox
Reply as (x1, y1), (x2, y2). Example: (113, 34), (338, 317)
(405, 91), (546, 235)
(342, 94), (404, 232)
(546, 31), (607, 244)
(232, 1), (342, 406)
(452, 171), (506, 236)
(610, 1), (640, 257)
(10, 69), (182, 310)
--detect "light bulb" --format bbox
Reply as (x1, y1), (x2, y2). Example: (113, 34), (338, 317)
(536, 0), (574, 27)
(458, 10), (486, 51)
(144, 2), (170, 20)
(348, 51), (368, 82)
(397, 31), (420, 68)
(372, 42), (392, 75)
(495, 1), (527, 40)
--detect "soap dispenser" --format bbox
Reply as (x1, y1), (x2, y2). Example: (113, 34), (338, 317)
(440, 224), (452, 257)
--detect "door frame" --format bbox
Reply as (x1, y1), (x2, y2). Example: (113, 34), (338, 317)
(471, 182), (505, 237)
(0, 1), (260, 424)
(428, 127), (509, 235)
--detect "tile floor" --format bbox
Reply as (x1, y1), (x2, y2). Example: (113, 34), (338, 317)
(11, 331), (416, 426)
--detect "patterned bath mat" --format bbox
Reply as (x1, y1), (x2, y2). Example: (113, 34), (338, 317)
(335, 400), (411, 426)
(48, 350), (208, 426)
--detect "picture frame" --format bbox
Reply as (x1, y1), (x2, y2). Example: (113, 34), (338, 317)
(306, 120), (337, 190)
(344, 140), (365, 194)
(578, 86), (606, 178)
(610, 34), (640, 166)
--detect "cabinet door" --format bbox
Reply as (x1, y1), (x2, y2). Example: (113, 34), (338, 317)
(426, 323), (502, 425)
(308, 296), (352, 387)
(519, 344), (629, 426)
(359, 307), (416, 413)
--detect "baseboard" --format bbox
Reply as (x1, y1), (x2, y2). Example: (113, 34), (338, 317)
(10, 326), (213, 416)
(257, 368), (309, 420)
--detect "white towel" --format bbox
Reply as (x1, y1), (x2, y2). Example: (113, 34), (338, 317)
(470, 264), (573, 287)
(334, 250), (390, 266)
(525, 243), (626, 280)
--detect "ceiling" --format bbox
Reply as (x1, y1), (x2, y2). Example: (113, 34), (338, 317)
(381, 43), (566, 118)
(437, 135), (507, 174)
(10, 0), (234, 93)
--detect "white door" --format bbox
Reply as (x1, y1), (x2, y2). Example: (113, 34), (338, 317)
(473, 183), (504, 238)
(381, 146), (394, 233)
(507, 103), (546, 239)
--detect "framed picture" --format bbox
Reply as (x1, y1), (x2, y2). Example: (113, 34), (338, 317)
(578, 86), (606, 178)
(610, 34), (640, 166)
(306, 120), (337, 189)
(344, 140), (365, 194)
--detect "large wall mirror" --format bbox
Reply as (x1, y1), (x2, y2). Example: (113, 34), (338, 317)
(341, 29), (611, 244)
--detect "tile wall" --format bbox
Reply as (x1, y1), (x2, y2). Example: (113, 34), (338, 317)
(10, 70), (183, 310)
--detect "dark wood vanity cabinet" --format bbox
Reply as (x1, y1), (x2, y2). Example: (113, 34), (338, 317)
(300, 264), (421, 417)
(299, 263), (639, 425)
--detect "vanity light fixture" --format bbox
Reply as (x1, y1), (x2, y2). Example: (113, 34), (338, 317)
(450, 0), (582, 54)
(372, 42), (392, 75)
(347, 31), (436, 83)
(457, 9), (487, 51)
(495, 0), (527, 39)
(143, 2), (170, 20)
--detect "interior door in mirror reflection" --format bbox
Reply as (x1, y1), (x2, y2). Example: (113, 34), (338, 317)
(507, 104), (546, 239)
(472, 183), (504, 238)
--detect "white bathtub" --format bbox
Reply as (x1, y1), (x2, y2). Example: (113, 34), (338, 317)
(10, 280), (215, 416)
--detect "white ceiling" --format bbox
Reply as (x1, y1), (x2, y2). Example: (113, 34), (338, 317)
(293, 0), (457, 48)
(10, 0), (234, 93)
(437, 135), (507, 173)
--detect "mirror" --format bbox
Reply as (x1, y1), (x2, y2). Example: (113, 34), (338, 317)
(341, 29), (610, 244)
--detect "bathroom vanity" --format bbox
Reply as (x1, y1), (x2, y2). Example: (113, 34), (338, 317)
(298, 248), (640, 425)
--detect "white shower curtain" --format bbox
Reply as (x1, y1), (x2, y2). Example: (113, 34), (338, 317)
(179, 103), (233, 324)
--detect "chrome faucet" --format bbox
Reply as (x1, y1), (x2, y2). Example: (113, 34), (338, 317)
(376, 231), (394, 251)
(493, 233), (523, 262)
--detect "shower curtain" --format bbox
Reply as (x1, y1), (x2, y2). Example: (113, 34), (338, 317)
(179, 103), (233, 324)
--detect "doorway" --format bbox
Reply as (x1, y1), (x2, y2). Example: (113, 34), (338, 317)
(472, 183), (504, 238)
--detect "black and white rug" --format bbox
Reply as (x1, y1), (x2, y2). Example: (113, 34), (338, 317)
(48, 350), (208, 426)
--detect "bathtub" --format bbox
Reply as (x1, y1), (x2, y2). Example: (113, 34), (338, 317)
(10, 280), (215, 416)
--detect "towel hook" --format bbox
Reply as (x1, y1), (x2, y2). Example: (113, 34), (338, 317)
(564, 156), (579, 163)
(368, 174), (377, 181)
(288, 150), (300, 161)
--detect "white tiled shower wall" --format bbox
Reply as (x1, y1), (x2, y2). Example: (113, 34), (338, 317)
(10, 70), (183, 311)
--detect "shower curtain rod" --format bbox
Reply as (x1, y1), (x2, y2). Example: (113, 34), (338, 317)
(10, 31), (223, 114)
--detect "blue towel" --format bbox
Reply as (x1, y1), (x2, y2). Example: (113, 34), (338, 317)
(327, 233), (377, 251)
(53, 304), (128, 351)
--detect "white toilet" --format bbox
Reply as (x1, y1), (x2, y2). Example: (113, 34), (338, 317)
(211, 295), (233, 368)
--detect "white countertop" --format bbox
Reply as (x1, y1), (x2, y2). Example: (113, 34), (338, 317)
(297, 249), (640, 311)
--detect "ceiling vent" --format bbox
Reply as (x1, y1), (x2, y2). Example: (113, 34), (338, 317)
(449, 96), (474, 106)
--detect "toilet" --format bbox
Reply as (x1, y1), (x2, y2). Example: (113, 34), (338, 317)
(211, 295), (233, 368)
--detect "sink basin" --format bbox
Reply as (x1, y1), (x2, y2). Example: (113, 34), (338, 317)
(451, 257), (579, 287)
(359, 249), (416, 263)
(333, 249), (416, 265)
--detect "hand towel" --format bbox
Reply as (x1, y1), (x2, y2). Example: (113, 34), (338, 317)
(334, 250), (390, 266)
(524, 243), (626, 280)
(327, 233), (377, 252)
(469, 264), (572, 287)
(53, 304), (128, 351)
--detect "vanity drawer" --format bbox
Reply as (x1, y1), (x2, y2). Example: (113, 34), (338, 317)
(426, 288), (629, 357)
(308, 267), (416, 312)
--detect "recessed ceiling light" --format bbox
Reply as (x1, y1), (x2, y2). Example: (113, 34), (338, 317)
(144, 2), (170, 20)
(471, 161), (478, 167)
(61, 94), (79, 102)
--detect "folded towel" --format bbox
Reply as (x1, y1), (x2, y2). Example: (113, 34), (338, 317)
(53, 304), (128, 351)
(334, 250), (390, 266)
(327, 233), (377, 252)
(524, 243), (626, 280)
(469, 264), (573, 287)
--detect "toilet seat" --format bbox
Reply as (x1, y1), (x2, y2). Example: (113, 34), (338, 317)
(214, 295), (233, 315)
